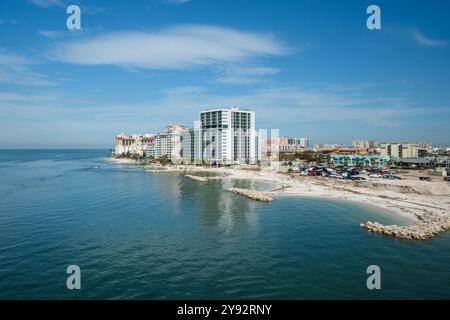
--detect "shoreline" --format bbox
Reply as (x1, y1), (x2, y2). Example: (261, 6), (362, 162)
(209, 167), (424, 223)
(105, 158), (450, 239)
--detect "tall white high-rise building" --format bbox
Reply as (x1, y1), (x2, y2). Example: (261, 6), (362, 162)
(198, 107), (259, 165)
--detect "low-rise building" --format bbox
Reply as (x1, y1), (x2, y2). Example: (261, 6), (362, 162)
(330, 154), (390, 167)
(321, 148), (369, 155)
(314, 143), (353, 150)
(417, 142), (432, 149)
(288, 137), (308, 148)
(279, 144), (307, 153)
(393, 156), (450, 169)
(352, 140), (379, 149)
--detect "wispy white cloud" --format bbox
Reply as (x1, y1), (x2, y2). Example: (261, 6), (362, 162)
(214, 65), (280, 85)
(50, 25), (290, 70)
(2, 83), (438, 128)
(29, 0), (107, 14)
(163, 0), (191, 5)
(0, 49), (55, 86)
(0, 92), (60, 107)
(29, 0), (65, 8)
(1, 82), (448, 147)
(38, 30), (65, 38)
(38, 27), (101, 38)
(0, 19), (20, 25)
(412, 29), (447, 48)
(141, 83), (445, 130)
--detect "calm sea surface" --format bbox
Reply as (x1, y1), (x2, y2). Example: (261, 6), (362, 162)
(0, 149), (449, 299)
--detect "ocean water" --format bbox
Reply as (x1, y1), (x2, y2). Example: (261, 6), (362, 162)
(0, 149), (449, 300)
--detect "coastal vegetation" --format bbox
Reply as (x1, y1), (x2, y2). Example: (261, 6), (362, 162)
(114, 152), (172, 165)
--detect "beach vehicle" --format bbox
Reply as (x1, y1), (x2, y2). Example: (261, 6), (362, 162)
(369, 173), (381, 178)
(419, 177), (431, 181)
(299, 171), (308, 176)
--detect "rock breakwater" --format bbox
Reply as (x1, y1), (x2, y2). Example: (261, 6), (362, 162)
(360, 216), (450, 240)
(226, 187), (273, 202)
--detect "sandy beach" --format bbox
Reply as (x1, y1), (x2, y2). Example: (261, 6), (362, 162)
(196, 166), (450, 223)
(105, 157), (450, 237)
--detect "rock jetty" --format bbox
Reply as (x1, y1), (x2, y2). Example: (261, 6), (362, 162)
(185, 175), (208, 182)
(226, 187), (273, 202)
(360, 216), (450, 240)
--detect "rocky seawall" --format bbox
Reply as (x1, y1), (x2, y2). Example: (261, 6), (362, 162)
(226, 187), (273, 202)
(360, 216), (450, 240)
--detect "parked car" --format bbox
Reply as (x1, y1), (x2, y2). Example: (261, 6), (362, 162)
(444, 177), (450, 182)
(383, 175), (401, 180)
(348, 169), (360, 175)
(419, 177), (431, 182)
(369, 173), (381, 178)
(299, 171), (308, 176)
(352, 176), (366, 181)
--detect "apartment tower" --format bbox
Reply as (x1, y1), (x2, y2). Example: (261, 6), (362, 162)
(199, 107), (258, 165)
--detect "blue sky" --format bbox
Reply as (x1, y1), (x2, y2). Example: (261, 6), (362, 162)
(1, 0), (449, 148)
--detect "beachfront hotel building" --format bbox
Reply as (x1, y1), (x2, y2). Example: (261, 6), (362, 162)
(198, 107), (259, 165)
(155, 125), (189, 161)
(114, 107), (260, 165)
(179, 107), (260, 165)
(179, 122), (202, 165)
(114, 133), (155, 156)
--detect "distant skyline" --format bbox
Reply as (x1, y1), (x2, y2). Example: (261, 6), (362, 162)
(1, 0), (450, 148)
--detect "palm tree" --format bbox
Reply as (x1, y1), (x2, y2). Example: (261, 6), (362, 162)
(158, 155), (171, 165)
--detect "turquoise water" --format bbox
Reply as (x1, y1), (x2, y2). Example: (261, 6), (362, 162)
(0, 149), (449, 299)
